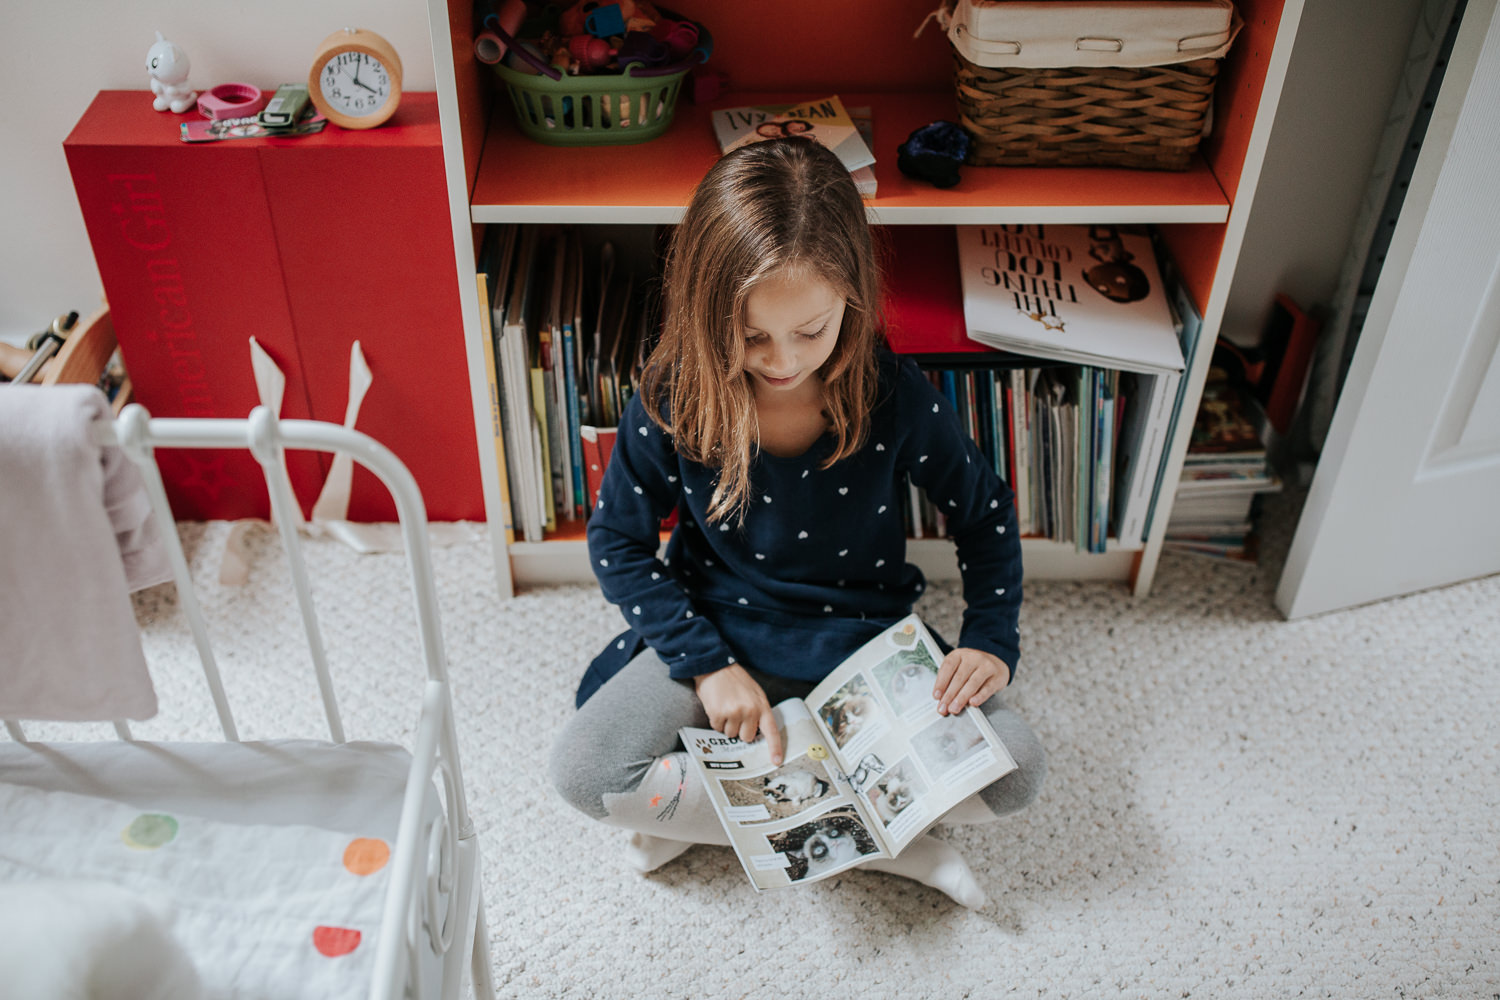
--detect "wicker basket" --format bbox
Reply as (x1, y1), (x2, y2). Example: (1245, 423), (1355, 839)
(954, 51), (1221, 170)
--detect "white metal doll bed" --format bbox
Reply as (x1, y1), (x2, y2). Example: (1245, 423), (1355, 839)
(0, 403), (496, 1000)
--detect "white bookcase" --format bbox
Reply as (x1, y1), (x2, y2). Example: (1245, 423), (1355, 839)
(424, 0), (1307, 598)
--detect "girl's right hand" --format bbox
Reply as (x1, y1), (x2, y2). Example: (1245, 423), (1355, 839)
(694, 664), (784, 766)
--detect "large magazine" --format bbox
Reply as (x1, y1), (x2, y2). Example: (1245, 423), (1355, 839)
(680, 615), (1016, 891)
(957, 223), (1184, 375)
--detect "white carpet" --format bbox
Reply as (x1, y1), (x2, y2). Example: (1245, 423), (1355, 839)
(31, 492), (1500, 998)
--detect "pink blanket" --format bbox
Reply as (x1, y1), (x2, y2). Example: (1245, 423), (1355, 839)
(0, 385), (168, 721)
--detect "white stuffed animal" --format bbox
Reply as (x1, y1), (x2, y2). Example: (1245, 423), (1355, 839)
(146, 32), (197, 113)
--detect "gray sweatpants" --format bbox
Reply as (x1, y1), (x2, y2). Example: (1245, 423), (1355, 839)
(550, 648), (1046, 838)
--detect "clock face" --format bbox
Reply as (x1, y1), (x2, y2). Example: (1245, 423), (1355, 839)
(318, 50), (393, 118)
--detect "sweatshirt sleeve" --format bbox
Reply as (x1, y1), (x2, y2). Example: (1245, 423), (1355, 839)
(898, 363), (1024, 679)
(584, 394), (741, 680)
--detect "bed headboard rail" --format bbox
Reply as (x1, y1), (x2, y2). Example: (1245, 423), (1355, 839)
(88, 405), (455, 752)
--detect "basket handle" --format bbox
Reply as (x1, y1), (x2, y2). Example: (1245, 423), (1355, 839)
(481, 13), (563, 81)
(619, 19), (712, 78)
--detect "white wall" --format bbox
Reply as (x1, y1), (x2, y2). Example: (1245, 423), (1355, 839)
(1, 0), (1420, 357)
(1220, 0), (1427, 346)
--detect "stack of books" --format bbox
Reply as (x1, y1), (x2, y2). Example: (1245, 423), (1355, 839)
(1163, 365), (1282, 562)
(710, 95), (877, 199)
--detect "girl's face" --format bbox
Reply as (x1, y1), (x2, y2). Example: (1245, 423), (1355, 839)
(740, 268), (846, 396)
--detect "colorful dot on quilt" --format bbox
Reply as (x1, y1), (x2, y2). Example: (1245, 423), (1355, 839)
(122, 813), (177, 850)
(313, 926), (362, 958)
(343, 838), (390, 876)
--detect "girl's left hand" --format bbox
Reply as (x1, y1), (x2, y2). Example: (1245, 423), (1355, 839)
(933, 648), (1010, 716)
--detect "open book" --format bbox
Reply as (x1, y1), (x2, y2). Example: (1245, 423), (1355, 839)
(680, 615), (1016, 890)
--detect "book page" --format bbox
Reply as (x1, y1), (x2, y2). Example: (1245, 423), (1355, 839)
(680, 700), (887, 891)
(804, 616), (1018, 855)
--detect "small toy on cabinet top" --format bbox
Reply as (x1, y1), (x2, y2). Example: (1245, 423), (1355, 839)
(146, 32), (196, 113)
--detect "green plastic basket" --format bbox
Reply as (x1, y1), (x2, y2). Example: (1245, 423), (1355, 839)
(492, 59), (690, 146)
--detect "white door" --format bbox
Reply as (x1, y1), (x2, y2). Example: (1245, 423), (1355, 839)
(1277, 0), (1500, 619)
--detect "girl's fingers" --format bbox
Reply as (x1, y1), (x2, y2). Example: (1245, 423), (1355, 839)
(948, 672), (989, 713)
(933, 652), (960, 699)
(762, 707), (784, 766)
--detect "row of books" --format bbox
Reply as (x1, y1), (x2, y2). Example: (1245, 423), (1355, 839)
(476, 224), (656, 543)
(911, 362), (1184, 553)
(475, 217), (1206, 551)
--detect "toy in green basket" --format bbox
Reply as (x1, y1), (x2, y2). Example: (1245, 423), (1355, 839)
(486, 2), (712, 146)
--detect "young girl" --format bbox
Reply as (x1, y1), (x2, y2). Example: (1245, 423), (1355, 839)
(549, 138), (1045, 908)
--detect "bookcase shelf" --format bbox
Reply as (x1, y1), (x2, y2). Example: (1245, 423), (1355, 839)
(469, 90), (1231, 225)
(426, 0), (1305, 598)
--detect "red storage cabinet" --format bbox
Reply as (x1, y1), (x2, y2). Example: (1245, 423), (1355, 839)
(65, 90), (482, 522)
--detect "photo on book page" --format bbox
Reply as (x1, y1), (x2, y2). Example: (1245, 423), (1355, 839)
(870, 638), (943, 719)
(910, 712), (995, 786)
(862, 756), (929, 834)
(763, 804), (880, 883)
(719, 757), (840, 825)
(816, 674), (890, 759)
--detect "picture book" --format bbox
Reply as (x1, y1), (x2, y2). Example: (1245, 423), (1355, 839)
(710, 95), (876, 174)
(578, 424), (618, 513)
(1188, 367), (1269, 456)
(957, 224), (1184, 375)
(679, 615), (1016, 891)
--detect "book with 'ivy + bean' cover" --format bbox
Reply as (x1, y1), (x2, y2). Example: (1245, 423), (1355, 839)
(710, 95), (877, 181)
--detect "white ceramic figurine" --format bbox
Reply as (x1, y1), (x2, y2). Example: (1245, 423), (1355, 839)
(146, 32), (196, 113)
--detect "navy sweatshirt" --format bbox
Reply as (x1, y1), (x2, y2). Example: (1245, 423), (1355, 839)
(577, 351), (1023, 707)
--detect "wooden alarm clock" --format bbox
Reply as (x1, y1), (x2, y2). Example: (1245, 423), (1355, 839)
(308, 28), (403, 129)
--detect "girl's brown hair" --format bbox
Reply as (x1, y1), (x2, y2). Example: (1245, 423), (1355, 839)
(640, 137), (885, 525)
